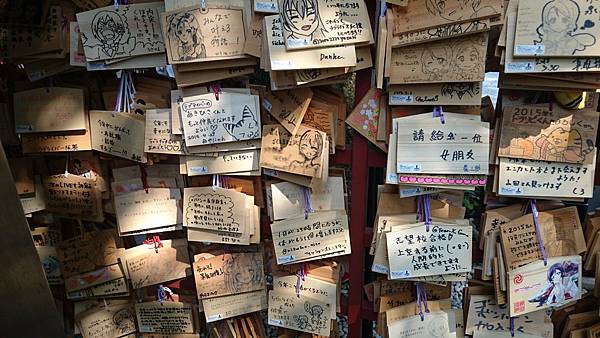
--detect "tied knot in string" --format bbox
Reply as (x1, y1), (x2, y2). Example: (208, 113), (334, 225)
(157, 285), (173, 304)
(433, 106), (445, 124)
(209, 83), (221, 100)
(302, 187), (313, 219)
(144, 235), (163, 253)
(530, 200), (548, 266)
(415, 282), (429, 321)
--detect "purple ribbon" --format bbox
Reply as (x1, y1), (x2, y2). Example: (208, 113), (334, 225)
(433, 106), (445, 124)
(510, 317), (515, 337)
(423, 194), (432, 231)
(296, 264), (306, 297)
(415, 282), (429, 321)
(302, 187), (313, 219)
(530, 200), (548, 266)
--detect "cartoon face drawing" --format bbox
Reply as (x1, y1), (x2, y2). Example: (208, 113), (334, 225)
(535, 127), (584, 162)
(428, 319), (449, 337)
(299, 130), (323, 161)
(535, 0), (596, 55)
(92, 11), (126, 46)
(167, 12), (207, 61)
(281, 0), (325, 40)
(452, 42), (480, 72)
(441, 82), (478, 99)
(421, 46), (451, 80)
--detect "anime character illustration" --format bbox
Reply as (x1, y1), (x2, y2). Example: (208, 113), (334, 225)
(535, 127), (585, 162)
(294, 314), (312, 330)
(421, 46), (451, 81)
(441, 82), (479, 99)
(223, 105), (259, 140)
(534, 0), (596, 55)
(223, 254), (263, 293)
(280, 0), (327, 42)
(528, 260), (579, 307)
(305, 303), (326, 329)
(428, 317), (450, 337)
(112, 308), (135, 334)
(166, 12), (207, 61)
(451, 39), (482, 80)
(289, 130), (324, 176)
(425, 0), (498, 21)
(83, 10), (136, 60)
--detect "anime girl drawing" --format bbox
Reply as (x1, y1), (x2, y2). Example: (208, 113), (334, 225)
(83, 10), (137, 60)
(421, 45), (451, 81)
(534, 0), (596, 55)
(280, 0), (327, 43)
(289, 130), (323, 176)
(451, 39), (482, 80)
(166, 12), (207, 61)
(528, 260), (579, 307)
(223, 254), (263, 293)
(425, 0), (498, 21)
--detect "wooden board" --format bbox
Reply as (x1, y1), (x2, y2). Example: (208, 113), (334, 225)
(498, 156), (595, 199)
(279, 0), (372, 50)
(498, 105), (599, 164)
(162, 6), (246, 64)
(14, 87), (86, 134)
(391, 0), (502, 35)
(514, 0), (600, 57)
(76, 2), (165, 61)
(89, 110), (146, 163)
(260, 124), (327, 178)
(389, 82), (482, 106)
(508, 256), (582, 317)
(391, 19), (491, 47)
(264, 15), (357, 71)
(390, 33), (488, 84)
(396, 114), (490, 174)
(262, 88), (313, 135)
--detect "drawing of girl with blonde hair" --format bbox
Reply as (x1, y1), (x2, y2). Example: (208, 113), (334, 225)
(289, 130), (324, 176)
(167, 12), (207, 61)
(535, 0), (595, 55)
(281, 0), (327, 42)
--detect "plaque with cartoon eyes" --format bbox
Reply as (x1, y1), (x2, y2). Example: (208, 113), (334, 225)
(514, 0), (600, 57)
(76, 2), (166, 61)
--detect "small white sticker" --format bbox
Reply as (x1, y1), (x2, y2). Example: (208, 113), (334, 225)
(500, 186), (524, 195)
(15, 124), (33, 132)
(516, 44), (545, 55)
(398, 163), (422, 173)
(140, 326), (155, 333)
(255, 1), (278, 12)
(386, 173), (398, 184)
(390, 270), (411, 279)
(372, 264), (389, 274)
(287, 38), (311, 48)
(206, 314), (223, 322)
(390, 94), (413, 104)
(272, 60), (295, 69)
(506, 62), (535, 73)
(188, 166), (209, 175)
(277, 255), (295, 264)
(268, 319), (283, 325)
(262, 98), (273, 112)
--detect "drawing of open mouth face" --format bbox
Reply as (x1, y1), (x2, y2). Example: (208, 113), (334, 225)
(285, 0), (319, 37)
(454, 45), (479, 71)
(93, 12), (125, 44)
(545, 6), (572, 33)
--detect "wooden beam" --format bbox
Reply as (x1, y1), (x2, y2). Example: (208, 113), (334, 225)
(0, 142), (64, 337)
